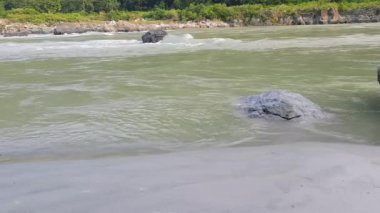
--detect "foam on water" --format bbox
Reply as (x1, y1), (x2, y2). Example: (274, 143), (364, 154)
(1, 32), (380, 61)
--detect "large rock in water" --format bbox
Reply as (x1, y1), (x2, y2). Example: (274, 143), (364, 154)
(142, 30), (167, 43)
(239, 90), (325, 121)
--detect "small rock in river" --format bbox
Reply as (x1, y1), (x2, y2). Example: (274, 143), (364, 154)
(238, 90), (326, 121)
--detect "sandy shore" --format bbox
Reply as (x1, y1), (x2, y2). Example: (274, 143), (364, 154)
(1, 142), (380, 213)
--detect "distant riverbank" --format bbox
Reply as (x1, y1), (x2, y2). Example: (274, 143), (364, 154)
(1, 1), (380, 37)
(0, 19), (231, 37)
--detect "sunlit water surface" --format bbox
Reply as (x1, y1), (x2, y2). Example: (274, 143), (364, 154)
(1, 23), (380, 162)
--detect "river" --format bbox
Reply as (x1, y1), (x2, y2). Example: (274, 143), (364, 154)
(1, 23), (380, 162)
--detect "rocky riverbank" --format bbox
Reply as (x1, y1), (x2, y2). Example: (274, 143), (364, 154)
(0, 19), (230, 37)
(265, 8), (380, 25)
(0, 7), (380, 37)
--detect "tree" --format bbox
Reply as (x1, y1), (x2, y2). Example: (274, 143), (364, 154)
(61, 0), (81, 12)
(0, 0), (5, 17)
(3, 0), (28, 10)
(81, 0), (94, 12)
(173, 0), (183, 9)
(32, 0), (61, 13)
(93, 0), (119, 12)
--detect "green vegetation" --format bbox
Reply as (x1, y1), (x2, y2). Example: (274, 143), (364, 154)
(0, 1), (5, 17)
(0, 0), (379, 24)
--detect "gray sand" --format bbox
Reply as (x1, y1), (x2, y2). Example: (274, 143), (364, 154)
(1, 142), (380, 213)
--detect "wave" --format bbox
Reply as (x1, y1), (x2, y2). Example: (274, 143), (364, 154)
(1, 33), (380, 61)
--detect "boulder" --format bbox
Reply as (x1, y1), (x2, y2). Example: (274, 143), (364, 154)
(340, 8), (379, 23)
(54, 24), (87, 35)
(142, 30), (167, 43)
(328, 8), (342, 24)
(296, 16), (306, 25)
(239, 90), (325, 121)
(320, 10), (329, 24)
(377, 66), (380, 84)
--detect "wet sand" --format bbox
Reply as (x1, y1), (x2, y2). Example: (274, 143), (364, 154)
(1, 142), (380, 213)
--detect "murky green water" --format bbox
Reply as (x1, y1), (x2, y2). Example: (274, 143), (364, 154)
(1, 24), (380, 161)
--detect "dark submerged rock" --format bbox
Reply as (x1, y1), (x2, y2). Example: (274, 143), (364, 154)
(239, 90), (325, 121)
(53, 24), (88, 35)
(377, 66), (380, 85)
(3, 31), (29, 37)
(142, 30), (168, 43)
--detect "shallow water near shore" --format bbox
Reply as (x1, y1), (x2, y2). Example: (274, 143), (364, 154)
(1, 23), (380, 162)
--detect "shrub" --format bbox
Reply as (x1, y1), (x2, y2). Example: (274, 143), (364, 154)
(145, 8), (178, 20)
(107, 10), (131, 21)
(211, 4), (234, 22)
(7, 8), (40, 15)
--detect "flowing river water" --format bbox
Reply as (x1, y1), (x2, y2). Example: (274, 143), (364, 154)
(1, 23), (380, 162)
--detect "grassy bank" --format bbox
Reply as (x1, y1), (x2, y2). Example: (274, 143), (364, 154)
(1, 1), (380, 25)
